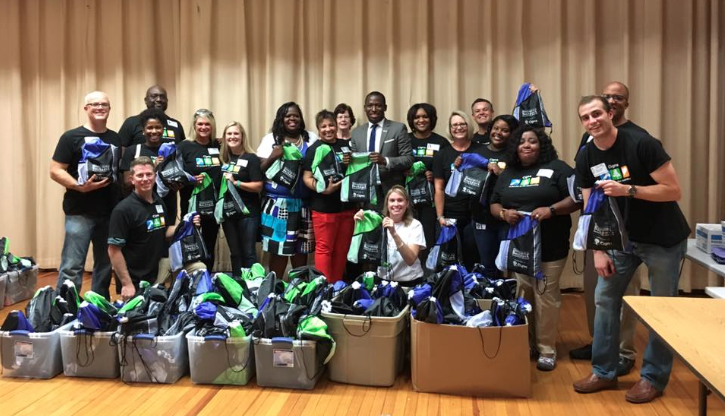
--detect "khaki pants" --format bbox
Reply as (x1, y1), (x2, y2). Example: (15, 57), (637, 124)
(583, 250), (639, 360)
(514, 258), (567, 356)
(155, 258), (208, 286)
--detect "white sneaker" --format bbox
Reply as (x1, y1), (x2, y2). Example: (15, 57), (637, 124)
(537, 354), (556, 371)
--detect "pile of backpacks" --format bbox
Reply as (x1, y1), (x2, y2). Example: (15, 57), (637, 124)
(0, 237), (38, 306)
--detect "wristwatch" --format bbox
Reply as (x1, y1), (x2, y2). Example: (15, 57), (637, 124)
(549, 205), (556, 216)
(628, 185), (637, 198)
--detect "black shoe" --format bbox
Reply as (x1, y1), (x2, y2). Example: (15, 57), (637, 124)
(569, 343), (592, 360)
(617, 356), (635, 376)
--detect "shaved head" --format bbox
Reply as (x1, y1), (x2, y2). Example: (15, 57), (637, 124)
(84, 91), (109, 105)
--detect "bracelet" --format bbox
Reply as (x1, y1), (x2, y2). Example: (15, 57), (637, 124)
(235, 180), (241, 188)
(396, 241), (405, 249)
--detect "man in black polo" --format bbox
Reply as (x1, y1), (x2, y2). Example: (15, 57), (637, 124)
(108, 157), (199, 301)
(118, 85), (186, 147)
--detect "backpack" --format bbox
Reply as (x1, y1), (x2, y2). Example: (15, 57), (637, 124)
(495, 214), (543, 279)
(341, 152), (381, 205)
(406, 161), (434, 205)
(444, 153), (491, 200)
(347, 210), (385, 265)
(77, 137), (119, 184)
(512, 83), (552, 129)
(169, 212), (210, 271)
(311, 143), (344, 193)
(189, 172), (217, 217)
(573, 186), (629, 251)
(155, 143), (195, 197)
(265, 143), (303, 189)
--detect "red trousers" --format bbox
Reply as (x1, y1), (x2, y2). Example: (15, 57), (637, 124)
(311, 209), (355, 282)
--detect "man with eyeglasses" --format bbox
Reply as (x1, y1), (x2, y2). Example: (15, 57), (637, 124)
(569, 82), (651, 377)
(50, 91), (121, 299)
(350, 91), (413, 210)
(118, 85), (186, 147)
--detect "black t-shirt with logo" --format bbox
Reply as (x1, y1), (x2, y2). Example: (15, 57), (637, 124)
(472, 145), (508, 225)
(575, 120), (650, 159)
(302, 139), (355, 213)
(575, 129), (690, 247)
(221, 153), (264, 217)
(108, 192), (168, 286)
(177, 140), (222, 215)
(491, 159), (574, 262)
(51, 126), (121, 217)
(432, 141), (487, 220)
(410, 132), (450, 171)
(118, 114), (186, 148)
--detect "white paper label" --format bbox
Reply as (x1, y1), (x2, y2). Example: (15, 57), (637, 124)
(155, 204), (164, 213)
(536, 168), (554, 178)
(167, 119), (179, 128)
(14, 341), (33, 359)
(427, 143), (441, 151)
(273, 349), (295, 367)
(238, 159), (248, 167)
(591, 163), (608, 178)
(208, 148), (220, 155)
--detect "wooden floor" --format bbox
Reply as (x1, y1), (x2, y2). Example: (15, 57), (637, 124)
(0, 271), (723, 416)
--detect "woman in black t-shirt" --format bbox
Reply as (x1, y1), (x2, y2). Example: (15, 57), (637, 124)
(406, 103), (450, 264)
(178, 109), (221, 271)
(431, 111), (484, 271)
(490, 125), (579, 372)
(301, 110), (354, 283)
(219, 121), (264, 276)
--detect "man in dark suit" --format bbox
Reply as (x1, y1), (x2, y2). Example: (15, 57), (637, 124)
(350, 91), (413, 210)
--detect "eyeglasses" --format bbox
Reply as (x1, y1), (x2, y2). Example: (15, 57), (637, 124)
(86, 102), (110, 109)
(451, 123), (468, 130)
(195, 109), (214, 118)
(603, 94), (626, 102)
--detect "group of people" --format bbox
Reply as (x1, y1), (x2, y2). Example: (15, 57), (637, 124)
(50, 82), (689, 405)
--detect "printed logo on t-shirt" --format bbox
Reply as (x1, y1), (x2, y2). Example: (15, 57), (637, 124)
(509, 175), (540, 188)
(592, 163), (631, 183)
(222, 163), (242, 173)
(163, 128), (175, 139)
(196, 156), (220, 167)
(413, 146), (435, 158)
(146, 214), (166, 232)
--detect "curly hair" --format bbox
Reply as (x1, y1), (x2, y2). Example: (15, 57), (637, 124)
(139, 108), (166, 128)
(406, 103), (438, 132)
(506, 125), (559, 168)
(270, 102), (309, 145)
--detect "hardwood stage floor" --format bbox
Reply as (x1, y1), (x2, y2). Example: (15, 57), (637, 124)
(0, 271), (722, 416)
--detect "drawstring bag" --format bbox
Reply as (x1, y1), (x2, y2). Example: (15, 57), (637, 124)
(444, 153), (491, 199)
(573, 186), (629, 251)
(311, 143), (344, 192)
(77, 137), (119, 184)
(169, 212), (210, 271)
(347, 211), (384, 265)
(341, 152), (381, 205)
(512, 82), (553, 129)
(265, 143), (303, 189)
(406, 161), (433, 205)
(189, 172), (217, 217)
(426, 224), (462, 272)
(214, 179), (250, 223)
(156, 143), (195, 197)
(495, 213), (543, 279)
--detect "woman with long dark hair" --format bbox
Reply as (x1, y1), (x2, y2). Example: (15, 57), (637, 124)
(257, 102), (318, 279)
(490, 125), (578, 371)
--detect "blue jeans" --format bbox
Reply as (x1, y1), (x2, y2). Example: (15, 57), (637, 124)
(56, 215), (112, 299)
(222, 215), (260, 276)
(591, 239), (686, 391)
(472, 220), (503, 278)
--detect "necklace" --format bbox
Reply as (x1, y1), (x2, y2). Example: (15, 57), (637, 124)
(286, 135), (303, 147)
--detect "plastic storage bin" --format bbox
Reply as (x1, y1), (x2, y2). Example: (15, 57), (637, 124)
(119, 331), (188, 384)
(4, 267), (38, 306)
(186, 332), (255, 385)
(253, 337), (324, 390)
(0, 274), (6, 311)
(321, 306), (409, 386)
(60, 325), (119, 379)
(0, 323), (71, 379)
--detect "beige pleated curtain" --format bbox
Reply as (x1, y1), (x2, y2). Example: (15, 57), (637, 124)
(1, 0), (723, 290)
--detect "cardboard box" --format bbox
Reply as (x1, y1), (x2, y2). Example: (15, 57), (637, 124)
(411, 301), (531, 398)
(696, 223), (724, 254)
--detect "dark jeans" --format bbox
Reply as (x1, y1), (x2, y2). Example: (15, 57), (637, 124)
(447, 217), (478, 272)
(472, 219), (503, 278)
(222, 215), (260, 276)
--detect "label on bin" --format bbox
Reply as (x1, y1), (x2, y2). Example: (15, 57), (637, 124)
(14, 341), (33, 359)
(273, 349), (294, 367)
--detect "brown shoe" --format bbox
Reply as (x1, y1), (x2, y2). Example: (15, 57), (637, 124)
(573, 373), (618, 393)
(626, 378), (663, 403)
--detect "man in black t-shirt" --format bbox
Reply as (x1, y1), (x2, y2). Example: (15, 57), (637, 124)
(572, 96), (690, 404)
(50, 91), (120, 299)
(570, 82), (650, 375)
(108, 157), (200, 301)
(470, 98), (494, 144)
(118, 85), (186, 147)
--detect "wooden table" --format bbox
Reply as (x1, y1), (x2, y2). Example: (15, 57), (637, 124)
(685, 239), (725, 298)
(625, 296), (725, 416)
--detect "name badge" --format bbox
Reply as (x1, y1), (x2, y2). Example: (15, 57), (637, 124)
(591, 163), (608, 178)
(84, 136), (101, 143)
(208, 148), (220, 155)
(475, 222), (486, 231)
(341, 146), (351, 153)
(427, 143), (441, 151)
(167, 119), (179, 128)
(536, 169), (553, 178)
(155, 204), (164, 213)
(238, 158), (248, 168)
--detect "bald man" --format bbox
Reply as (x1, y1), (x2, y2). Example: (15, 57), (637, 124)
(118, 85), (186, 147)
(50, 91), (121, 299)
(569, 81), (650, 376)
